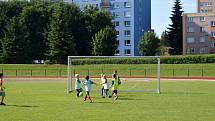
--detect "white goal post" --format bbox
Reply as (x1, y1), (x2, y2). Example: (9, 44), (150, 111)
(67, 56), (160, 94)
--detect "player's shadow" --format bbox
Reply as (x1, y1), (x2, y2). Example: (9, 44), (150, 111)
(6, 104), (40, 108)
(92, 101), (112, 104)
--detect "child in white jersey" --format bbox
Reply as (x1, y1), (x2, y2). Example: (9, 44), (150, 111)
(83, 75), (96, 103)
(101, 74), (111, 98)
(75, 74), (83, 97)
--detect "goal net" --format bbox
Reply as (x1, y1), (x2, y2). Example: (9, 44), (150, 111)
(67, 56), (160, 94)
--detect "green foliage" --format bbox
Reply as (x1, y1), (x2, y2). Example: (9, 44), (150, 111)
(70, 55), (215, 65)
(92, 26), (117, 56)
(46, 2), (77, 64)
(0, 1), (113, 64)
(167, 0), (183, 55)
(138, 32), (160, 56)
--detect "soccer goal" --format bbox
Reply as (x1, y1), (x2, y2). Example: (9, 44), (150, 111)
(67, 56), (160, 94)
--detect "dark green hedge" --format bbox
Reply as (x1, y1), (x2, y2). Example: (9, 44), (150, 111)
(71, 55), (215, 65)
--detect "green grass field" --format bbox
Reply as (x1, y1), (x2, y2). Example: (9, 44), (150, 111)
(1, 78), (215, 121)
(1, 64), (215, 77)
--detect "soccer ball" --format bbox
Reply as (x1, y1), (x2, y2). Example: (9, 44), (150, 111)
(79, 92), (83, 97)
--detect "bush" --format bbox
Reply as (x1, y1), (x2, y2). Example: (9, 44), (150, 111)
(71, 55), (215, 65)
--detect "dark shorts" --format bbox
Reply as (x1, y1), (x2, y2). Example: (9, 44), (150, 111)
(76, 88), (82, 93)
(85, 91), (90, 95)
(0, 91), (5, 96)
(113, 90), (117, 94)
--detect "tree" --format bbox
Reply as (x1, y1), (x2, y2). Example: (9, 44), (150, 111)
(77, 7), (113, 56)
(92, 26), (117, 56)
(167, 0), (183, 55)
(138, 32), (160, 56)
(20, 1), (51, 61)
(1, 17), (31, 63)
(46, 2), (76, 64)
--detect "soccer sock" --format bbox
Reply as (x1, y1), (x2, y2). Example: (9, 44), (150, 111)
(84, 95), (87, 100)
(88, 96), (92, 101)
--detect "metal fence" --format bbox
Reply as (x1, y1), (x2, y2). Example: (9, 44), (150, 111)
(1, 68), (215, 78)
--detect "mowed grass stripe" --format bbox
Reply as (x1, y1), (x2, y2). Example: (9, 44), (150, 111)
(0, 79), (215, 121)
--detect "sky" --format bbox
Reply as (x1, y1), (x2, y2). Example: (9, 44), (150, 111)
(152, 0), (196, 36)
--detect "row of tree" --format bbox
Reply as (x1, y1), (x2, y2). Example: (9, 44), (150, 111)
(0, 1), (117, 64)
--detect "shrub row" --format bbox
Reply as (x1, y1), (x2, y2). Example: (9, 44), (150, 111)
(71, 55), (215, 65)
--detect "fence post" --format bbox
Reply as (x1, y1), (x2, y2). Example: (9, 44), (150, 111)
(188, 68), (190, 77)
(16, 69), (18, 76)
(130, 69), (132, 76)
(145, 69), (146, 77)
(88, 69), (89, 75)
(202, 68), (204, 77)
(59, 69), (61, 77)
(31, 70), (33, 76)
(45, 69), (47, 77)
(173, 68), (175, 77)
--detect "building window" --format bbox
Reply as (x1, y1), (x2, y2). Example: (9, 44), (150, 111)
(211, 32), (215, 37)
(200, 9), (212, 13)
(115, 50), (120, 55)
(92, 4), (99, 8)
(116, 31), (119, 36)
(112, 2), (120, 8)
(200, 48), (206, 54)
(116, 40), (119, 46)
(187, 37), (195, 43)
(200, 27), (205, 33)
(210, 42), (215, 47)
(113, 21), (119, 26)
(124, 11), (131, 17)
(124, 21), (131, 27)
(187, 27), (194, 33)
(124, 2), (131, 8)
(187, 17), (193, 22)
(200, 16), (205, 22)
(187, 48), (195, 54)
(125, 49), (131, 55)
(124, 40), (131, 46)
(200, 37), (205, 42)
(124, 30), (131, 36)
(211, 21), (215, 26)
(112, 12), (120, 18)
(200, 2), (212, 7)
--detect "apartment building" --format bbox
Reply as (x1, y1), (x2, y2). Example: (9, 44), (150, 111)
(65, 0), (151, 56)
(197, 0), (215, 13)
(183, 0), (215, 54)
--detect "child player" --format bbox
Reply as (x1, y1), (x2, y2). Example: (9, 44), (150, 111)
(83, 75), (96, 103)
(101, 74), (111, 98)
(111, 73), (121, 100)
(0, 73), (6, 105)
(75, 74), (83, 97)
